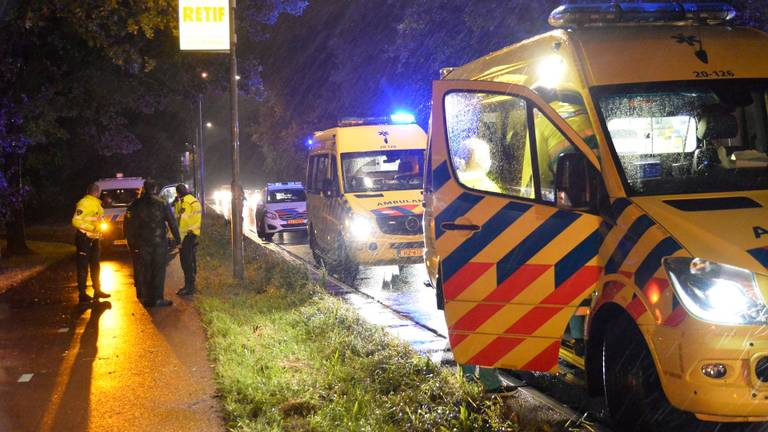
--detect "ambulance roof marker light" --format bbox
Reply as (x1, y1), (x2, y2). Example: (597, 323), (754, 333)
(548, 2), (736, 28)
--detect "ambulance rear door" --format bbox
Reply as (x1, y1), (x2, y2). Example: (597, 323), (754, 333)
(426, 80), (604, 371)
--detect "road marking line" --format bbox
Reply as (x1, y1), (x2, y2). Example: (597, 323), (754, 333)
(57, 328), (69, 333)
(17, 374), (33, 383)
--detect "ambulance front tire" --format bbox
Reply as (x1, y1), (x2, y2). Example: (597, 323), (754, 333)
(602, 313), (694, 432)
(308, 225), (323, 267)
(330, 236), (358, 285)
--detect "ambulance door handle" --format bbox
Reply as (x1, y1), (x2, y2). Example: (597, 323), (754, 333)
(441, 222), (480, 232)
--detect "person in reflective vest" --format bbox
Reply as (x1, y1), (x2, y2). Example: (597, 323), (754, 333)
(174, 183), (201, 296)
(71, 183), (111, 302)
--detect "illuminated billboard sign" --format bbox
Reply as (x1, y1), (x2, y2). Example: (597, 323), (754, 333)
(179, 0), (230, 51)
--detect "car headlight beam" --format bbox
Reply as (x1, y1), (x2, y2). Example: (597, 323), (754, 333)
(664, 257), (768, 325)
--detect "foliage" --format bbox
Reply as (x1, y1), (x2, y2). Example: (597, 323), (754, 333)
(196, 214), (521, 431)
(0, 99), (31, 221)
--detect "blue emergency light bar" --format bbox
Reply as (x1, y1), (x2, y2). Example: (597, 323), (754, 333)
(390, 112), (416, 124)
(549, 2), (736, 28)
(338, 111), (416, 127)
(267, 182), (303, 188)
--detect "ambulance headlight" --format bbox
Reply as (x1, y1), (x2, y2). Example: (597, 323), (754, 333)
(265, 211), (278, 220)
(347, 215), (373, 239)
(663, 257), (768, 325)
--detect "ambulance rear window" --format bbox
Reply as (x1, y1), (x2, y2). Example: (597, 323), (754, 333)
(100, 188), (139, 208)
(267, 189), (306, 203)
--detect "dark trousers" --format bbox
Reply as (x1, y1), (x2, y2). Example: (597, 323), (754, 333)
(75, 231), (101, 293)
(180, 234), (198, 290)
(140, 246), (168, 302)
(129, 247), (144, 300)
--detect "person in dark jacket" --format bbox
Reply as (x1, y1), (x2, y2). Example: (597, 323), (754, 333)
(125, 185), (145, 300)
(124, 179), (181, 307)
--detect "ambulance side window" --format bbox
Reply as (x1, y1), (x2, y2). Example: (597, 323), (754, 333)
(444, 91), (534, 199)
(315, 155), (329, 192)
(330, 157), (340, 195)
(307, 155), (328, 194)
(307, 156), (318, 194)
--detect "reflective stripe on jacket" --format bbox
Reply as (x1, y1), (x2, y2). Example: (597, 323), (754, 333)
(72, 194), (104, 239)
(174, 193), (202, 239)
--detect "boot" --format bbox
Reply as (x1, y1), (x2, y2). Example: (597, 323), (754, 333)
(93, 290), (111, 299)
(176, 286), (196, 296)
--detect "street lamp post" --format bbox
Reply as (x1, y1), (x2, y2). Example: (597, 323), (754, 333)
(229, 0), (244, 280)
(197, 95), (206, 215)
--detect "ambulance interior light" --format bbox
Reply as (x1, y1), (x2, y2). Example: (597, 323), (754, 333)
(549, 2), (736, 28)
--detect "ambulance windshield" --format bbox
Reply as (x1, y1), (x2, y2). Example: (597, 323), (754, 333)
(341, 150), (424, 193)
(596, 79), (768, 196)
(100, 188), (139, 208)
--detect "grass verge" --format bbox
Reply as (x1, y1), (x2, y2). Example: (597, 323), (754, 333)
(196, 214), (526, 431)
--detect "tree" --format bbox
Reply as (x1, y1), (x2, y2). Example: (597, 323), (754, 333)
(0, 0), (306, 255)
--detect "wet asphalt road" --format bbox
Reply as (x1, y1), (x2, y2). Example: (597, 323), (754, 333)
(267, 229), (449, 337)
(0, 251), (222, 432)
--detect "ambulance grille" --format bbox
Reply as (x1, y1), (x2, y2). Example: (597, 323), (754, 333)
(376, 215), (423, 235)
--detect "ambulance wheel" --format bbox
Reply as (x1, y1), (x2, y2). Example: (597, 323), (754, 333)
(262, 233), (273, 242)
(602, 314), (694, 432)
(329, 236), (357, 285)
(339, 259), (359, 285)
(308, 225), (323, 266)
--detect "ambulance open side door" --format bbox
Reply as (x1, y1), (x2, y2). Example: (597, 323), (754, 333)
(425, 80), (604, 371)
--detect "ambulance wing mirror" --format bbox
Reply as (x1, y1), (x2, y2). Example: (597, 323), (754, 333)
(555, 152), (602, 212)
(321, 178), (336, 198)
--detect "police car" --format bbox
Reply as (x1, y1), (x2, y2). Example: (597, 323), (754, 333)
(96, 175), (144, 250)
(255, 182), (307, 241)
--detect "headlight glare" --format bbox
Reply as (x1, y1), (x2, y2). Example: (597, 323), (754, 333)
(347, 215), (373, 239)
(664, 257), (767, 325)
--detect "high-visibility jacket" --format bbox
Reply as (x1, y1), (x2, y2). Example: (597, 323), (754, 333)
(174, 193), (202, 240)
(72, 194), (104, 239)
(521, 102), (597, 194)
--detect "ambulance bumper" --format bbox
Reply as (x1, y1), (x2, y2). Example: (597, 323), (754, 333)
(348, 235), (424, 266)
(650, 320), (768, 420)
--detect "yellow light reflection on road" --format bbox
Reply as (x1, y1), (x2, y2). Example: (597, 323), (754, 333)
(99, 261), (118, 293)
(94, 261), (124, 343)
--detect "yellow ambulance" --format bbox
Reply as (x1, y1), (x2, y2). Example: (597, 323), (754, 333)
(307, 114), (427, 282)
(424, 3), (768, 429)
